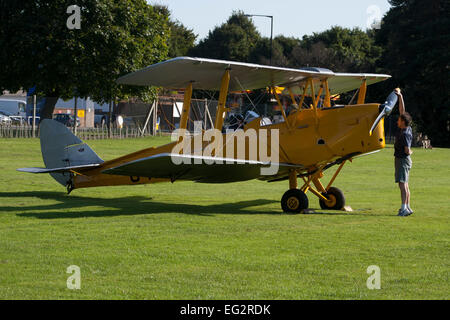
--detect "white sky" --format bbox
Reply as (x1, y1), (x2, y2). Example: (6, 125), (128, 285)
(150, 0), (391, 41)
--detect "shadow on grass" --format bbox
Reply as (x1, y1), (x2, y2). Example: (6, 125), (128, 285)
(0, 191), (284, 219)
(0, 191), (388, 219)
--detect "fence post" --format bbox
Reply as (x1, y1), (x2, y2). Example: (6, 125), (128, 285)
(32, 95), (37, 138)
(73, 96), (78, 135)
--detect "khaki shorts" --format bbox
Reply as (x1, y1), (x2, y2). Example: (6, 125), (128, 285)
(395, 156), (412, 183)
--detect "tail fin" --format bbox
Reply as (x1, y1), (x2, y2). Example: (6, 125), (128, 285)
(18, 119), (103, 186)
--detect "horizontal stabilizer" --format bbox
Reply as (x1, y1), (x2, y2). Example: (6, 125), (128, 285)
(16, 119), (104, 186)
(17, 163), (101, 174)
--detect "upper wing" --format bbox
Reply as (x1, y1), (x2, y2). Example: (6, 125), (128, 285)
(328, 72), (391, 95)
(101, 153), (302, 183)
(117, 57), (390, 94)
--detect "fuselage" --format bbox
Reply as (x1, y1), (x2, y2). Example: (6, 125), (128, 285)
(72, 103), (385, 189)
(259, 103), (385, 168)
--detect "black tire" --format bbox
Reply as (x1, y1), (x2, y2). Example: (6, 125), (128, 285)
(319, 187), (345, 210)
(281, 189), (309, 213)
(130, 176), (140, 183)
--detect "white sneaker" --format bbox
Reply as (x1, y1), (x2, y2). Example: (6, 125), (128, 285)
(397, 208), (409, 216)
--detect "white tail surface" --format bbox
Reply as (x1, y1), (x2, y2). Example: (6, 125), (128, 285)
(36, 119), (103, 186)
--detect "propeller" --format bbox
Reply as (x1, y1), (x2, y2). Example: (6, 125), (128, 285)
(369, 90), (399, 135)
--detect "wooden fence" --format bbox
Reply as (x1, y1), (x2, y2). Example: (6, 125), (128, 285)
(0, 125), (161, 139)
(0, 125), (36, 138)
(0, 124), (403, 145)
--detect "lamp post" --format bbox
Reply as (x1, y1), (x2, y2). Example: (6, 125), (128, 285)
(244, 14), (273, 65)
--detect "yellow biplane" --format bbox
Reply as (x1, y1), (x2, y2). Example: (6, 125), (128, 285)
(18, 57), (398, 213)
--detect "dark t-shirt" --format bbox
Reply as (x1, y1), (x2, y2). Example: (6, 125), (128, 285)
(394, 126), (412, 158)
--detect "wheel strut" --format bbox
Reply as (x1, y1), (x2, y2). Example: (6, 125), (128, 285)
(289, 170), (297, 189)
(281, 161), (348, 213)
(299, 162), (348, 210)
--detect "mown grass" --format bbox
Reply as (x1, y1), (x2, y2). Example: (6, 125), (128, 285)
(0, 136), (448, 299)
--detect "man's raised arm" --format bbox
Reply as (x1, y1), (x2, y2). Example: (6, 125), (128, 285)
(395, 88), (405, 115)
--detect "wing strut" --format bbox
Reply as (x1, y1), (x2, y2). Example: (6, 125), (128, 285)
(271, 87), (291, 129)
(179, 82), (193, 131)
(357, 79), (367, 104)
(213, 69), (231, 131)
(323, 79), (331, 108)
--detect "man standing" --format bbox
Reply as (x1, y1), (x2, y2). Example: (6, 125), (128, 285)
(394, 88), (413, 216)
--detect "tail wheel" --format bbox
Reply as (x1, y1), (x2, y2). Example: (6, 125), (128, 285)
(319, 187), (345, 210)
(281, 189), (309, 213)
(66, 179), (75, 195)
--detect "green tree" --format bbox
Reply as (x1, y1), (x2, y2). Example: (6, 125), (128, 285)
(0, 0), (169, 118)
(281, 27), (385, 105)
(250, 36), (301, 66)
(167, 20), (197, 58)
(188, 11), (261, 62)
(375, 0), (450, 146)
(153, 5), (196, 58)
(299, 26), (382, 72)
(290, 41), (353, 71)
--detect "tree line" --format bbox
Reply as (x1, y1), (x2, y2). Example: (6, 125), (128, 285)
(0, 0), (448, 145)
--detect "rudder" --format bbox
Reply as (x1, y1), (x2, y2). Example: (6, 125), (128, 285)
(39, 119), (104, 186)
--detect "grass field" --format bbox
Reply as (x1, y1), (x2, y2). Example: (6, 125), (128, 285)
(0, 136), (448, 299)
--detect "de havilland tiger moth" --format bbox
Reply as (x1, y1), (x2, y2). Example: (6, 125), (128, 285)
(18, 57), (398, 213)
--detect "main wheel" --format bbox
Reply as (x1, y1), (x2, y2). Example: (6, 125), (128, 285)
(319, 187), (345, 210)
(281, 189), (309, 213)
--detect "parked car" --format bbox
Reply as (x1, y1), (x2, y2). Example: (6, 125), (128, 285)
(53, 114), (80, 127)
(0, 110), (13, 125)
(0, 99), (26, 118)
(0, 110), (26, 125)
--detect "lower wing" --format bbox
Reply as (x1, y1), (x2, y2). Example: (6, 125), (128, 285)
(101, 153), (303, 183)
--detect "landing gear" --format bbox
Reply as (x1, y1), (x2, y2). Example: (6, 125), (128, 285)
(281, 189), (309, 213)
(280, 160), (349, 213)
(319, 187), (345, 210)
(281, 170), (309, 213)
(66, 179), (74, 194)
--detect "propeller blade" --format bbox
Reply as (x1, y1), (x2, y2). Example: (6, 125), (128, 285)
(369, 110), (386, 136)
(369, 91), (398, 135)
